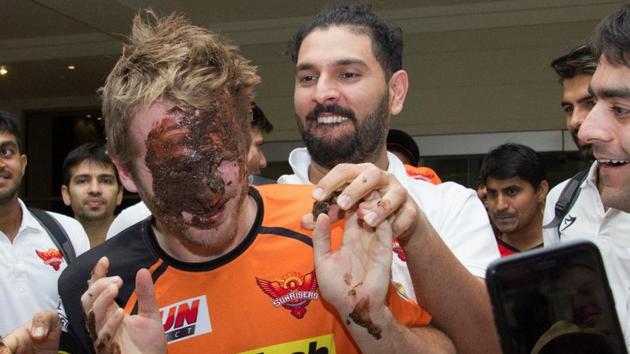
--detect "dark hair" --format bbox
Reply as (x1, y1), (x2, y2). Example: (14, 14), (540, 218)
(479, 143), (546, 190)
(251, 103), (273, 134)
(288, 4), (403, 79)
(386, 129), (419, 166)
(591, 4), (630, 67)
(550, 43), (597, 81)
(62, 142), (118, 186)
(0, 111), (22, 152)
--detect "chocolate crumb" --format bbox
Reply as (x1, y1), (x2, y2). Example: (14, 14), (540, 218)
(347, 281), (363, 296)
(349, 297), (382, 340)
(86, 310), (97, 343)
(312, 190), (341, 218)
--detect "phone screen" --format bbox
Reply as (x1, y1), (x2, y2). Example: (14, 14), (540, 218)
(486, 241), (627, 354)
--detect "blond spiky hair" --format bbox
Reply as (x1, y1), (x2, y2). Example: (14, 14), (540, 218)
(100, 10), (260, 168)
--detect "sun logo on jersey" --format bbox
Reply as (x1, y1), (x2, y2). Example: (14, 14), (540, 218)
(256, 270), (319, 319)
(35, 248), (63, 271)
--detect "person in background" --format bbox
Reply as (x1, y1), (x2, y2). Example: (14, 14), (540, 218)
(0, 111), (89, 336)
(386, 129), (441, 185)
(550, 43), (597, 161)
(248, 103), (275, 185)
(61, 142), (123, 247)
(479, 143), (548, 257)
(545, 4), (630, 346)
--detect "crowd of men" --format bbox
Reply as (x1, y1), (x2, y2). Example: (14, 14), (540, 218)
(0, 3), (629, 354)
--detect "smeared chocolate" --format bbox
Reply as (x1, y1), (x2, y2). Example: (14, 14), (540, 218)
(349, 297), (382, 340)
(95, 332), (122, 354)
(143, 91), (248, 233)
(95, 333), (109, 353)
(86, 310), (97, 344)
(347, 281), (363, 296)
(312, 190), (342, 218)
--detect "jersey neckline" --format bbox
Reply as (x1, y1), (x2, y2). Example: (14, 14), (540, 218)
(142, 186), (264, 272)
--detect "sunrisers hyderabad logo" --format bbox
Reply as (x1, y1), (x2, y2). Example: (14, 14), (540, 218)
(256, 270), (319, 319)
(35, 248), (63, 271)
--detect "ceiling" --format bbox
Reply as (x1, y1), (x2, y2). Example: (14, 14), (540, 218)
(0, 0), (542, 102)
(0, 0), (623, 108)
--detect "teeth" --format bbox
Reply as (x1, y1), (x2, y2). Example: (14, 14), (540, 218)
(317, 116), (348, 124)
(599, 159), (629, 166)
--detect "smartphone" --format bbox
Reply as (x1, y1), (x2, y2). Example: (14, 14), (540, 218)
(486, 240), (627, 354)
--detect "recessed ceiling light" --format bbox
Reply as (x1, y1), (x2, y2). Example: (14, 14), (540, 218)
(0, 65), (7, 76)
(67, 65), (76, 70)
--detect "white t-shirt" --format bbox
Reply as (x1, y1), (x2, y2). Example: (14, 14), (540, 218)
(543, 162), (630, 346)
(278, 148), (500, 299)
(0, 199), (89, 335)
(106, 201), (151, 239)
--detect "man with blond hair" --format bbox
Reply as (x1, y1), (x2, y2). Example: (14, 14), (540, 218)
(56, 11), (454, 354)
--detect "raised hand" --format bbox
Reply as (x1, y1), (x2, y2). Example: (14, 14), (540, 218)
(312, 203), (394, 340)
(0, 309), (60, 354)
(304, 163), (420, 243)
(81, 257), (166, 354)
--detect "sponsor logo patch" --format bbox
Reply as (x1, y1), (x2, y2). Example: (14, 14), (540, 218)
(35, 248), (63, 270)
(256, 270), (318, 319)
(238, 334), (336, 354)
(160, 295), (211, 343)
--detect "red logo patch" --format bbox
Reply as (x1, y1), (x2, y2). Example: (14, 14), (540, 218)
(393, 241), (406, 262)
(256, 270), (319, 319)
(35, 248), (63, 271)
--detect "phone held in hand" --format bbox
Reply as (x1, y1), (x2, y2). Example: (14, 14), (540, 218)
(486, 240), (627, 354)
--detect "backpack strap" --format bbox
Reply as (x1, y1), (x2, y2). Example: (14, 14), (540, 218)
(543, 169), (589, 232)
(28, 207), (76, 263)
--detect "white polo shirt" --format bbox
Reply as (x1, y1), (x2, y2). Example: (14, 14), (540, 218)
(543, 162), (630, 346)
(278, 148), (500, 300)
(0, 199), (89, 336)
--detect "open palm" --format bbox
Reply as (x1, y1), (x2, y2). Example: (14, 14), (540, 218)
(313, 209), (393, 321)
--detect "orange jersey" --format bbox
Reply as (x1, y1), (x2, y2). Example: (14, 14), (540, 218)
(59, 185), (430, 354)
(404, 164), (442, 185)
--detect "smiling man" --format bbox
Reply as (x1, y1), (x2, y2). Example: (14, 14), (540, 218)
(61, 142), (123, 247)
(56, 11), (455, 354)
(0, 111), (89, 337)
(543, 4), (630, 347)
(479, 143), (548, 257)
(280, 5), (500, 353)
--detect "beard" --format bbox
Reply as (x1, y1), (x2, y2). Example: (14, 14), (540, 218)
(571, 129), (594, 161)
(297, 92), (389, 169)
